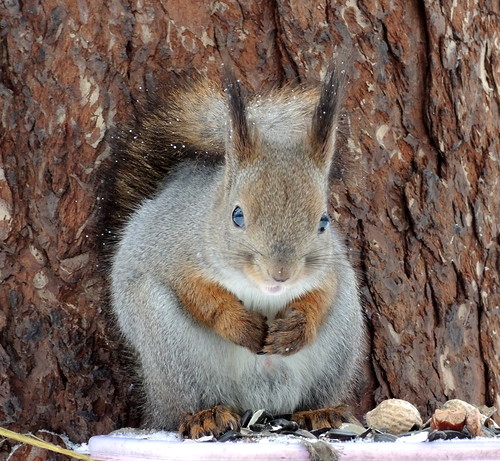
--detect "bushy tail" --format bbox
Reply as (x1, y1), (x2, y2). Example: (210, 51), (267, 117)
(96, 79), (229, 254)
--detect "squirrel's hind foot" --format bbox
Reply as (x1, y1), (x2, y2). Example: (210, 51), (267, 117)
(291, 404), (360, 431)
(179, 405), (241, 439)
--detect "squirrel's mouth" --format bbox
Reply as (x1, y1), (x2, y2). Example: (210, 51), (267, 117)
(262, 284), (286, 295)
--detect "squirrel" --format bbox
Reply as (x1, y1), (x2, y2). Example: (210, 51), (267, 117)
(100, 62), (364, 439)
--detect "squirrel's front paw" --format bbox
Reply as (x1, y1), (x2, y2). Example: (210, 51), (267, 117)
(262, 306), (314, 356)
(179, 405), (240, 439)
(233, 310), (268, 353)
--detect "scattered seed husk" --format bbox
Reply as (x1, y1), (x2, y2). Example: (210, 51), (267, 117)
(320, 429), (360, 441)
(338, 423), (367, 435)
(217, 430), (242, 442)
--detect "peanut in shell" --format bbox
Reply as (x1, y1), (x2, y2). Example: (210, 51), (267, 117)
(365, 399), (423, 435)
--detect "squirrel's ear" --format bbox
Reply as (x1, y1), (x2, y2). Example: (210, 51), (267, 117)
(223, 70), (258, 167)
(309, 62), (347, 171)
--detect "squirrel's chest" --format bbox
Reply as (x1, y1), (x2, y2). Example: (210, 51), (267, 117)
(221, 276), (298, 318)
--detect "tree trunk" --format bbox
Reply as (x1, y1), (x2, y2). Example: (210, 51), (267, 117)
(0, 0), (498, 446)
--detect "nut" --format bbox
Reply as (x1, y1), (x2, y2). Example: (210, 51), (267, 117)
(365, 399), (422, 435)
(430, 408), (466, 432)
(439, 399), (484, 437)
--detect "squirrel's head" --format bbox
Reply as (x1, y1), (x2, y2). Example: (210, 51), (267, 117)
(217, 69), (345, 296)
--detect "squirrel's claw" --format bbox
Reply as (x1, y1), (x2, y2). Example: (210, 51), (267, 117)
(291, 405), (360, 430)
(179, 405), (241, 439)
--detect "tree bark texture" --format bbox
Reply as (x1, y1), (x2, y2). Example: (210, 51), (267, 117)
(0, 0), (498, 445)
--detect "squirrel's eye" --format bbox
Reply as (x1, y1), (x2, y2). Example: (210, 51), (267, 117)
(318, 213), (330, 233)
(232, 206), (245, 228)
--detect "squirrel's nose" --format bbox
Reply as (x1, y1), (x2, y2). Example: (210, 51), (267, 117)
(269, 267), (290, 283)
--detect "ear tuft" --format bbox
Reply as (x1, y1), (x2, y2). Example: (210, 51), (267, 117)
(223, 69), (258, 166)
(310, 60), (349, 170)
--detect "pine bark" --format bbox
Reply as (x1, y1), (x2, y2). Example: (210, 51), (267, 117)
(0, 0), (498, 445)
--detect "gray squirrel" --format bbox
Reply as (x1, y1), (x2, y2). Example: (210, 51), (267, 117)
(102, 63), (364, 438)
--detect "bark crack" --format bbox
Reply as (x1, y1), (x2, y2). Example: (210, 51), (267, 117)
(414, 0), (447, 178)
(272, 1), (301, 82)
